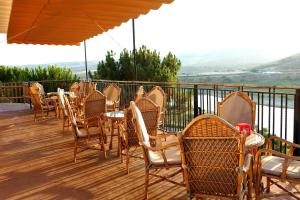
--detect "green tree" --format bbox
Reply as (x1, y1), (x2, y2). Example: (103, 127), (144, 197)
(89, 45), (181, 82)
(0, 65), (78, 82)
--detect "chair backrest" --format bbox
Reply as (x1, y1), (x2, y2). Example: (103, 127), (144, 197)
(57, 88), (68, 117)
(103, 83), (121, 103)
(69, 82), (80, 96)
(145, 86), (166, 112)
(180, 114), (245, 198)
(87, 82), (97, 95)
(124, 108), (139, 147)
(135, 97), (159, 137)
(134, 86), (145, 102)
(83, 90), (106, 120)
(64, 95), (80, 138)
(29, 86), (42, 110)
(31, 82), (45, 96)
(217, 91), (256, 130)
(79, 80), (89, 97)
(130, 101), (150, 145)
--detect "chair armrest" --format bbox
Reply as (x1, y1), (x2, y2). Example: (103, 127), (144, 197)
(266, 136), (300, 148)
(256, 148), (300, 161)
(140, 140), (179, 152)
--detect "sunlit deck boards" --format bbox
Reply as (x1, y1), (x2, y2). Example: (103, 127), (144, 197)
(0, 103), (298, 199)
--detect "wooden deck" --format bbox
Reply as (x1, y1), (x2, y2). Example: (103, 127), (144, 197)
(0, 103), (298, 200)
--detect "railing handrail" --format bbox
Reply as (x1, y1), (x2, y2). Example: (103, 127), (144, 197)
(92, 79), (300, 90)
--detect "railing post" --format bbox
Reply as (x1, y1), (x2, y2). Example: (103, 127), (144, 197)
(194, 85), (199, 118)
(294, 89), (300, 156)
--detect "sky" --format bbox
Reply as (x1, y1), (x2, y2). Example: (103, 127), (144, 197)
(1, 0), (300, 66)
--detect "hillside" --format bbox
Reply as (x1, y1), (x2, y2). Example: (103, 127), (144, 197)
(251, 53), (300, 72)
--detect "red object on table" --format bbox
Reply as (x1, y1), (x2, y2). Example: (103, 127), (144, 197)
(235, 123), (251, 136)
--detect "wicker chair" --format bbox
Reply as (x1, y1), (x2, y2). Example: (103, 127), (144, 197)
(57, 88), (70, 134)
(218, 91), (256, 130)
(144, 86), (167, 128)
(135, 97), (159, 140)
(254, 136), (300, 199)
(80, 90), (107, 132)
(31, 82), (46, 97)
(119, 97), (159, 174)
(130, 101), (183, 199)
(179, 114), (253, 199)
(103, 83), (121, 111)
(119, 108), (140, 174)
(29, 86), (56, 121)
(134, 86), (145, 102)
(64, 95), (107, 162)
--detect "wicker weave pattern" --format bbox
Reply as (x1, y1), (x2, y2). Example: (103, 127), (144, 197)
(136, 97), (159, 138)
(103, 83), (121, 102)
(145, 86), (167, 126)
(181, 115), (246, 198)
(124, 109), (139, 147)
(84, 90), (106, 120)
(218, 91), (256, 130)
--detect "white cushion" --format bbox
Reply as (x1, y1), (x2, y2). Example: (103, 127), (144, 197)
(261, 155), (300, 179)
(148, 147), (181, 166)
(133, 105), (150, 144)
(76, 127), (99, 138)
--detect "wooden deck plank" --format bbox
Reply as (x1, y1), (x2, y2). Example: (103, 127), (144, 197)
(0, 103), (298, 199)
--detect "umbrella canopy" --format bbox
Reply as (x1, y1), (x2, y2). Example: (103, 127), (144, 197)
(0, 0), (173, 45)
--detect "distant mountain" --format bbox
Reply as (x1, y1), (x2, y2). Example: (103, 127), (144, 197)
(251, 53), (300, 72)
(22, 60), (99, 73)
(178, 48), (283, 74)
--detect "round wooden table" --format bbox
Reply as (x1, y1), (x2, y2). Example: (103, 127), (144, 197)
(104, 110), (125, 156)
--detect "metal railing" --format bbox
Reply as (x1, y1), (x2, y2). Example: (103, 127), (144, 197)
(1, 79), (299, 154)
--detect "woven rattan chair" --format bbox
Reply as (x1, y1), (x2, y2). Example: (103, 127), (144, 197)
(57, 88), (70, 134)
(29, 86), (56, 121)
(179, 114), (253, 199)
(135, 97), (159, 140)
(64, 95), (107, 162)
(218, 91), (256, 130)
(145, 86), (167, 128)
(119, 97), (159, 174)
(130, 101), (183, 199)
(254, 136), (300, 199)
(32, 82), (46, 97)
(134, 86), (145, 102)
(119, 108), (140, 174)
(103, 83), (121, 111)
(80, 90), (107, 132)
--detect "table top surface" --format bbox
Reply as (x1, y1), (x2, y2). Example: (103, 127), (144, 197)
(245, 132), (265, 149)
(104, 110), (124, 118)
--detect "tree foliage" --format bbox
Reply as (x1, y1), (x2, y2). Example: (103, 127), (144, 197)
(0, 65), (78, 82)
(89, 45), (181, 82)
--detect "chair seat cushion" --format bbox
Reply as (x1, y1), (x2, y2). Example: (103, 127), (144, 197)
(261, 155), (300, 179)
(76, 127), (100, 138)
(148, 146), (181, 166)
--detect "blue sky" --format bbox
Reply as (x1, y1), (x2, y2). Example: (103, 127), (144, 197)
(1, 0), (300, 66)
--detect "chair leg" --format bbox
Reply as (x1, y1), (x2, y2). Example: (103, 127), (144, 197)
(62, 117), (65, 134)
(266, 177), (270, 193)
(126, 150), (130, 174)
(74, 140), (78, 163)
(144, 168), (149, 199)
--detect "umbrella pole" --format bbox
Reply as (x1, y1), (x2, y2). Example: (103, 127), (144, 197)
(84, 40), (88, 81)
(132, 19), (137, 80)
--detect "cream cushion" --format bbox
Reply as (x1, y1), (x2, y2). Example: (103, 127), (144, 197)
(261, 155), (300, 179)
(148, 147), (181, 166)
(76, 127), (99, 138)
